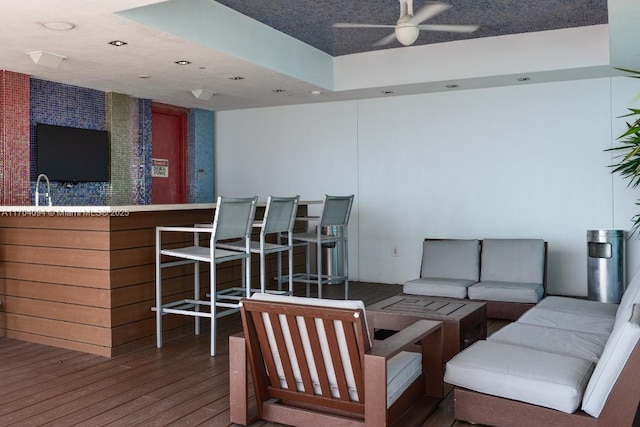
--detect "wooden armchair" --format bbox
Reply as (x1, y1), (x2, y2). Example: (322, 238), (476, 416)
(229, 293), (444, 427)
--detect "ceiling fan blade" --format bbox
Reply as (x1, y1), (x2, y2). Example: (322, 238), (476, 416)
(408, 2), (451, 25)
(373, 32), (398, 46)
(333, 23), (395, 28)
(417, 24), (479, 33)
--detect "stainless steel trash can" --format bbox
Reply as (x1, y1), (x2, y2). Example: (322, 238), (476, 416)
(322, 225), (344, 282)
(587, 230), (626, 303)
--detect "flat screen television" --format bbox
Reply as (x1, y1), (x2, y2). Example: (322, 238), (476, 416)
(36, 123), (110, 182)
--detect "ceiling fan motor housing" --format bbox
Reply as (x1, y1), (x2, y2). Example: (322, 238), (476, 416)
(395, 14), (420, 46)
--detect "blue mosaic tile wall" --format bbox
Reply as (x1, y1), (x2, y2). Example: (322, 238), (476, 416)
(188, 108), (215, 203)
(138, 99), (153, 204)
(30, 79), (154, 206)
(30, 78), (109, 206)
(29, 78), (198, 206)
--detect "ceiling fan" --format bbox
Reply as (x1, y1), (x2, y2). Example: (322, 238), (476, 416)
(333, 0), (479, 47)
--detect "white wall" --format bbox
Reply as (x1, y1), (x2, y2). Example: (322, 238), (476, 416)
(215, 76), (640, 296)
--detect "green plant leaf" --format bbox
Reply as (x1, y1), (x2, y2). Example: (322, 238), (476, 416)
(608, 69), (640, 236)
(616, 68), (640, 78)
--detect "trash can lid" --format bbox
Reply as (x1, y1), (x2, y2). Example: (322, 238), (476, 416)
(587, 229), (625, 238)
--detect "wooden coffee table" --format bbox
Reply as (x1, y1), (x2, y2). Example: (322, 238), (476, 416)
(367, 295), (487, 363)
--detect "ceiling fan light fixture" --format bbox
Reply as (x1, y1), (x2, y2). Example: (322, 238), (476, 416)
(395, 25), (419, 46)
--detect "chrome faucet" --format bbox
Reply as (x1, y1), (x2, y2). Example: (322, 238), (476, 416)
(35, 173), (52, 206)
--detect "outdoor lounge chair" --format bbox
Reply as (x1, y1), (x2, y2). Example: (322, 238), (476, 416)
(229, 293), (444, 426)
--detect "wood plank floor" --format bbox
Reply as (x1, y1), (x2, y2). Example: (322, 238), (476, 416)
(0, 282), (507, 426)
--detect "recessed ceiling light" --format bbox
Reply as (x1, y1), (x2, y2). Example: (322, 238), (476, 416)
(272, 89), (285, 93)
(229, 76), (245, 80)
(517, 77), (531, 81)
(382, 90), (394, 95)
(310, 90), (322, 96)
(42, 21), (75, 31)
(445, 84), (459, 89)
(108, 40), (127, 47)
(175, 60), (191, 65)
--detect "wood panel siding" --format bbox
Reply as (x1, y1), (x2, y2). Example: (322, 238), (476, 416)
(0, 205), (309, 357)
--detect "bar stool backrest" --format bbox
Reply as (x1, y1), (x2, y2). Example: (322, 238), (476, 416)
(319, 195), (354, 228)
(263, 196), (300, 235)
(212, 196), (258, 241)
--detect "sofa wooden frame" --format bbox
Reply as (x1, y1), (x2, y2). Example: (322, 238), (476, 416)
(452, 338), (640, 426)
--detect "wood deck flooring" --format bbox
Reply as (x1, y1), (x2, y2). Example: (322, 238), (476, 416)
(0, 282), (507, 426)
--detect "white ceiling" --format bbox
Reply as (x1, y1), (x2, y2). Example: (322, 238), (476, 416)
(1, 0), (638, 111)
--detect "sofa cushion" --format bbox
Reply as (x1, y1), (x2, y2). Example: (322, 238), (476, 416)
(420, 239), (480, 281)
(582, 304), (640, 417)
(537, 296), (618, 319)
(517, 307), (615, 336)
(403, 278), (476, 299)
(480, 239), (545, 284)
(468, 281), (544, 303)
(444, 340), (594, 414)
(386, 351), (423, 408)
(488, 323), (608, 362)
(615, 266), (640, 324)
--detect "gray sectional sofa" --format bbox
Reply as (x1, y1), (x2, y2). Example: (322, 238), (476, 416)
(403, 238), (547, 320)
(444, 268), (640, 426)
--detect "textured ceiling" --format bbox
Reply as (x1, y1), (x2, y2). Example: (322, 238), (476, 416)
(215, 0), (609, 57)
(0, 0), (625, 110)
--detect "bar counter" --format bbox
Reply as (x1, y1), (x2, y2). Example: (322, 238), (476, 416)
(0, 202), (312, 356)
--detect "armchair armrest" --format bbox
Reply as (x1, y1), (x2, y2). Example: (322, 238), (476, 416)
(369, 319), (441, 359)
(365, 319), (444, 407)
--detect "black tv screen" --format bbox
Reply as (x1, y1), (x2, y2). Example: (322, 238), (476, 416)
(36, 123), (110, 182)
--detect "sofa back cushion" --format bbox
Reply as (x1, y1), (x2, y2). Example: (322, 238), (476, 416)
(421, 239), (480, 281)
(615, 266), (640, 324)
(480, 239), (545, 284)
(581, 303), (640, 417)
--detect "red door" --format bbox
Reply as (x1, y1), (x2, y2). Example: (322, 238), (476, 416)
(152, 106), (187, 204)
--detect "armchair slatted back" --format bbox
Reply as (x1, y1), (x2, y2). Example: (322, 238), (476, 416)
(240, 295), (371, 417)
